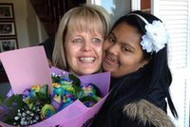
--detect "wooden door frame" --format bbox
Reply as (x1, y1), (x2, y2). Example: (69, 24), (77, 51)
(131, 0), (153, 13)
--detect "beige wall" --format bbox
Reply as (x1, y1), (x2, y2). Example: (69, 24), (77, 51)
(0, 0), (48, 48)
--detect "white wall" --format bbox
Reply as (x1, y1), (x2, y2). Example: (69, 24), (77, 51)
(25, 0), (48, 46)
(0, 0), (48, 48)
(26, 0), (39, 46)
(14, 0), (29, 48)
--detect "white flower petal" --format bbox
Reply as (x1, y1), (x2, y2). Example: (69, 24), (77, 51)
(140, 20), (169, 53)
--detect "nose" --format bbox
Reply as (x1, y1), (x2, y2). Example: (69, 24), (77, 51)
(82, 40), (92, 52)
(107, 43), (119, 56)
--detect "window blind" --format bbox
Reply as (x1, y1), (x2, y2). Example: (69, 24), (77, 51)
(153, 0), (190, 127)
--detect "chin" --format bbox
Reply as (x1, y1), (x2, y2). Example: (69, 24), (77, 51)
(76, 70), (96, 76)
(85, 68), (100, 75)
(103, 65), (113, 73)
(111, 73), (120, 78)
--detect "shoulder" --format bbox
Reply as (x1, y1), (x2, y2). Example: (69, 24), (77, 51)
(123, 99), (175, 127)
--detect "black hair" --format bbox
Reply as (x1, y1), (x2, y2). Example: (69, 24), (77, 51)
(109, 11), (178, 118)
(91, 10), (178, 127)
(111, 11), (160, 60)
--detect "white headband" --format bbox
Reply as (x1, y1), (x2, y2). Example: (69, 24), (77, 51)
(127, 13), (149, 24)
(127, 13), (169, 53)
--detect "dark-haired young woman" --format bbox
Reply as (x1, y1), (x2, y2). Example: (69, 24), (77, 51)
(91, 10), (178, 127)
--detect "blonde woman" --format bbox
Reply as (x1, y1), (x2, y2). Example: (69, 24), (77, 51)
(52, 4), (110, 76)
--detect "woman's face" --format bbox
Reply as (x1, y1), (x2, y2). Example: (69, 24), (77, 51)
(65, 30), (104, 76)
(103, 22), (148, 78)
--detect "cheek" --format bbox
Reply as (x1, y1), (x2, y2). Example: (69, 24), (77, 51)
(65, 44), (77, 60)
(95, 49), (103, 63)
(103, 41), (111, 51)
(119, 54), (136, 67)
(93, 43), (103, 57)
(96, 46), (103, 55)
(121, 57), (143, 72)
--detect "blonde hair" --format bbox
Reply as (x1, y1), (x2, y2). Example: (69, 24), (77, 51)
(52, 4), (110, 70)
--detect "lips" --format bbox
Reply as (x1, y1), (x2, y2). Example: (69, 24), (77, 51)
(79, 57), (95, 63)
(106, 54), (115, 62)
(104, 52), (119, 66)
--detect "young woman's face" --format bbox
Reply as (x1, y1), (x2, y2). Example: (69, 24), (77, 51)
(65, 30), (104, 76)
(103, 22), (148, 78)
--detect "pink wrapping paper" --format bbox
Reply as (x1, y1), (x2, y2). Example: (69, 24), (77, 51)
(0, 46), (52, 94)
(0, 46), (110, 127)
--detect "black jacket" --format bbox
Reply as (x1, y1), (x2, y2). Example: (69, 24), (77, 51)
(91, 63), (175, 127)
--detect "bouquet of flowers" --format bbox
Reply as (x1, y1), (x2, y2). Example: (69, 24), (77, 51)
(0, 46), (110, 127)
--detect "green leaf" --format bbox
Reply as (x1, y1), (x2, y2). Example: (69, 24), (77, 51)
(3, 114), (16, 124)
(40, 84), (48, 95)
(69, 74), (81, 86)
(79, 96), (98, 103)
(5, 94), (26, 108)
(91, 84), (102, 97)
(1, 94), (27, 122)
(0, 94), (5, 105)
(36, 84), (51, 104)
(52, 75), (60, 83)
(76, 91), (85, 99)
(72, 84), (83, 98)
(24, 96), (37, 105)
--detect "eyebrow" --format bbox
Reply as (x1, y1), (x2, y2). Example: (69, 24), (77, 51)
(109, 32), (117, 41)
(110, 32), (136, 50)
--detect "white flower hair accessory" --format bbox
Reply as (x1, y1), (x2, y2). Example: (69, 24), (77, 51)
(141, 20), (169, 53)
(128, 13), (169, 53)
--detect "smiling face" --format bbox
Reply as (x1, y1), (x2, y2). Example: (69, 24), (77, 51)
(65, 30), (104, 76)
(103, 22), (148, 78)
